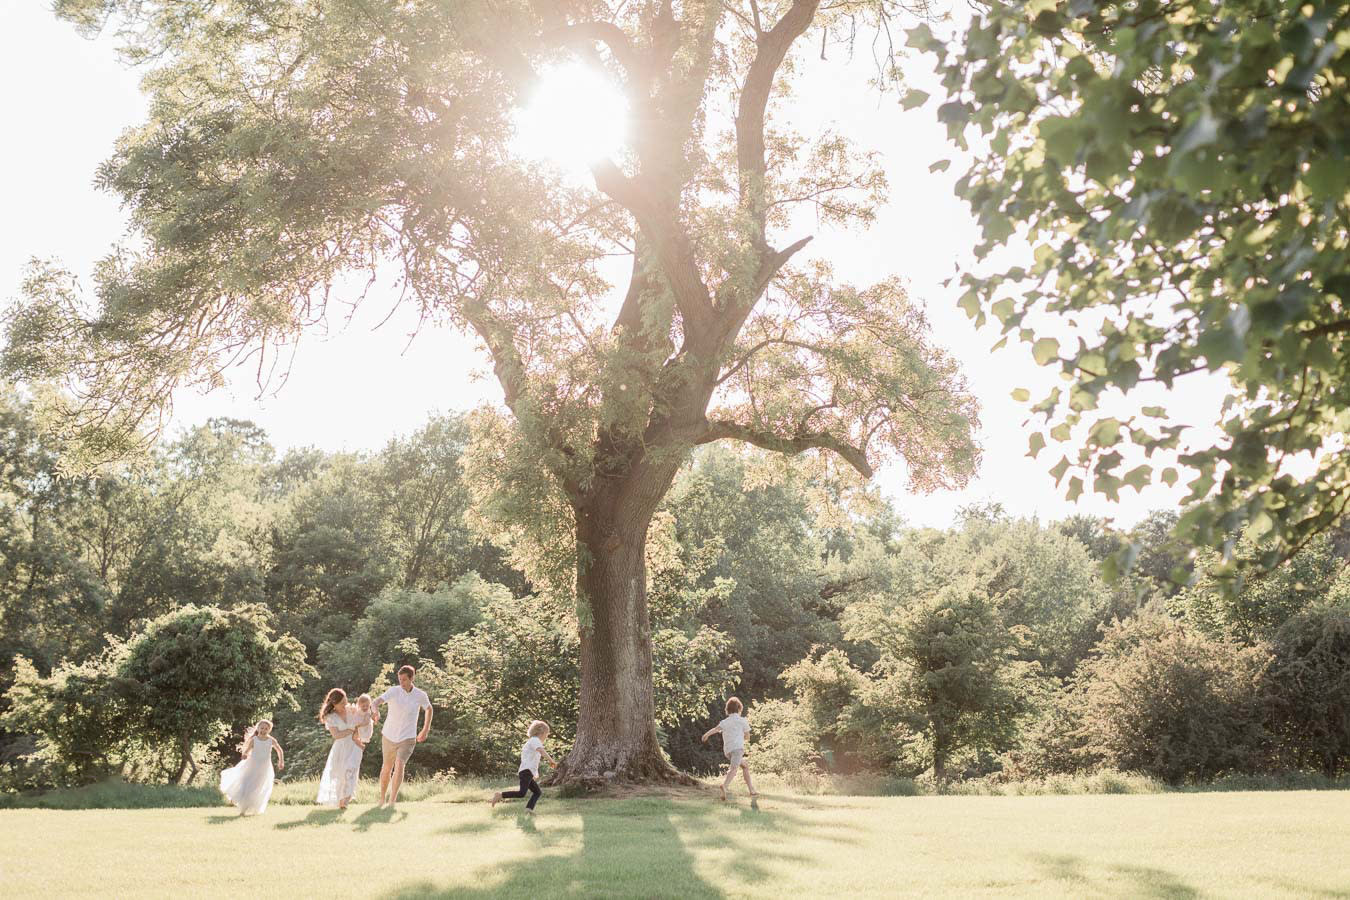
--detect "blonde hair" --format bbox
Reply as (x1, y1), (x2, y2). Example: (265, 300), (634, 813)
(239, 719), (272, 754)
(527, 720), (550, 738)
(725, 697), (743, 715)
(356, 693), (372, 706)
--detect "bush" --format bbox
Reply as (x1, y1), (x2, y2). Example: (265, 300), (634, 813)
(1072, 611), (1274, 783)
(1266, 604), (1350, 776)
(117, 604), (312, 782)
(0, 651), (133, 788)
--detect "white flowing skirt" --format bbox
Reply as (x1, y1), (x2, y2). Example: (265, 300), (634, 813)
(220, 752), (275, 815)
(316, 737), (363, 806)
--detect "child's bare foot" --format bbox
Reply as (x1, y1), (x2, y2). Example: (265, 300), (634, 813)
(719, 785), (727, 801)
(525, 807), (535, 815)
(490, 792), (502, 807)
(749, 791), (760, 797)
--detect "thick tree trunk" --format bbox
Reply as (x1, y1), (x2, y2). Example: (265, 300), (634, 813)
(549, 507), (695, 788)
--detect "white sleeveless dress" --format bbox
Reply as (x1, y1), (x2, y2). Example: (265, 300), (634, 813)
(220, 735), (276, 815)
(316, 711), (362, 806)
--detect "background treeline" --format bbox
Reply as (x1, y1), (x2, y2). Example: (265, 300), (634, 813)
(2, 387), (1347, 791)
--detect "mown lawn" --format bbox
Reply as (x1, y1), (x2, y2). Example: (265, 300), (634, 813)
(3, 788), (1348, 898)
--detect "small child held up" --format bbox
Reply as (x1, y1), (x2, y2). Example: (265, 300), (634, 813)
(702, 697), (757, 801)
(352, 693), (379, 753)
(490, 720), (558, 814)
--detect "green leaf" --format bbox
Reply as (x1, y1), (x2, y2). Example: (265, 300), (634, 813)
(1028, 432), (1046, 457)
(1066, 476), (1084, 502)
(901, 89), (930, 111)
(1122, 465), (1151, 491)
(1037, 116), (1081, 166)
(928, 159), (951, 173)
(957, 290), (981, 320)
(1305, 158), (1350, 200)
(1089, 418), (1122, 446)
(1170, 108), (1220, 161)
(1032, 337), (1060, 366)
(1010, 387), (1031, 402)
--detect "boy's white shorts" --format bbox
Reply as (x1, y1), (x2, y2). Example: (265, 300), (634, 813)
(725, 748), (745, 769)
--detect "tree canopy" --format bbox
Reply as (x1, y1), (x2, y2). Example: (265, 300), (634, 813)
(919, 0), (1350, 581)
(5, 0), (978, 498)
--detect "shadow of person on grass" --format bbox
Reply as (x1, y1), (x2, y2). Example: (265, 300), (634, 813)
(352, 805), (409, 832)
(274, 808), (346, 830)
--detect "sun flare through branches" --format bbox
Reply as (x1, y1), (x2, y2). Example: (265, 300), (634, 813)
(512, 63), (628, 173)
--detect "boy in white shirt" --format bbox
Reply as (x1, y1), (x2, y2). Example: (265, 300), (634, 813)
(702, 697), (758, 801)
(490, 720), (558, 814)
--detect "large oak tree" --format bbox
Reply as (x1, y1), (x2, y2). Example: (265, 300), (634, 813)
(4, 0), (978, 783)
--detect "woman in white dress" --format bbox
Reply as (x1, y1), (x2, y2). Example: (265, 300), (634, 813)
(220, 719), (284, 816)
(316, 688), (362, 809)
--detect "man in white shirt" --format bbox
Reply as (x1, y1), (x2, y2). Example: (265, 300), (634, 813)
(375, 664), (433, 807)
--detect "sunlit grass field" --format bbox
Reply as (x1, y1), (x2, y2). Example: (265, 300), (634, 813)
(3, 783), (1348, 898)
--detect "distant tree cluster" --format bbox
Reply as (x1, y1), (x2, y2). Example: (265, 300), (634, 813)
(3, 390), (1346, 791)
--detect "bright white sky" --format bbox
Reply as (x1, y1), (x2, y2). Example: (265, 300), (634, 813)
(0, 4), (1231, 529)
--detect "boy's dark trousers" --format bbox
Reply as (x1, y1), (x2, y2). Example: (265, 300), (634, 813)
(502, 769), (541, 810)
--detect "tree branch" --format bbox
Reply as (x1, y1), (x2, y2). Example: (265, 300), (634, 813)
(736, 0), (821, 248)
(698, 418), (873, 478)
(1305, 319), (1350, 338)
(542, 22), (640, 78)
(461, 299), (582, 500)
(592, 159), (714, 337)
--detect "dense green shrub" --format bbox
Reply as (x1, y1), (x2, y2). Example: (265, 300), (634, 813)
(1071, 612), (1274, 784)
(0, 650), (133, 787)
(1266, 605), (1350, 776)
(118, 604), (312, 782)
(1174, 533), (1343, 644)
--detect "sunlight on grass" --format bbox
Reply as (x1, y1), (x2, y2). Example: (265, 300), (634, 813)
(3, 790), (1347, 898)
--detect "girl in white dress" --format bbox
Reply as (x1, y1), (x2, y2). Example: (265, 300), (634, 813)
(220, 719), (284, 816)
(316, 688), (363, 809)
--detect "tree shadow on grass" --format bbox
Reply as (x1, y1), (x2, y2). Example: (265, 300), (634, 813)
(382, 790), (863, 898)
(274, 808), (347, 830)
(1032, 853), (1201, 898)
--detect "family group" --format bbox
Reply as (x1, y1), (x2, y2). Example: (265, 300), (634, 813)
(220, 665), (757, 816)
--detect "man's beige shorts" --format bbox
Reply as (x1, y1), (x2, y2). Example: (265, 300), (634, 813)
(725, 748), (745, 769)
(382, 736), (417, 764)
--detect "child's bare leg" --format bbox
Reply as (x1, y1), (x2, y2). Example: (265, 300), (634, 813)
(741, 763), (758, 795)
(721, 764), (737, 799)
